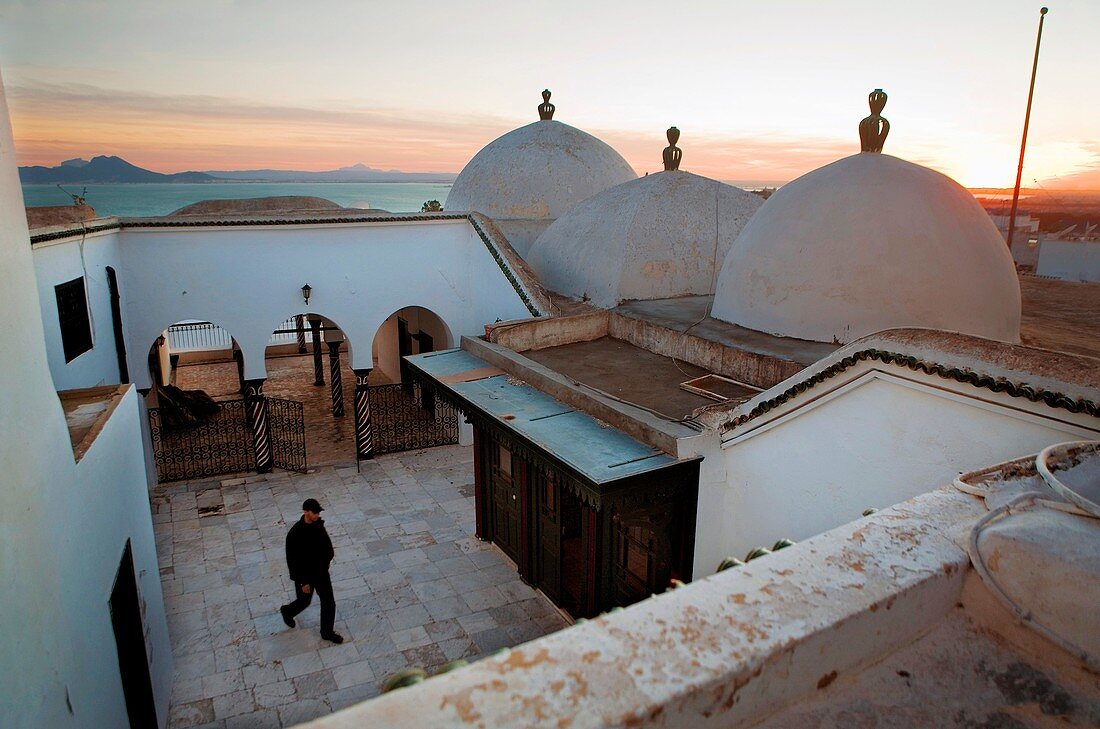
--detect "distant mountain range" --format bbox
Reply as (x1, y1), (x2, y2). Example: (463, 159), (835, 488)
(203, 162), (456, 183)
(20, 156), (456, 184)
(19, 156), (216, 184)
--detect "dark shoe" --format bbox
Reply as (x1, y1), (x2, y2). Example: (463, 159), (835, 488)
(321, 632), (344, 644)
(280, 605), (295, 628)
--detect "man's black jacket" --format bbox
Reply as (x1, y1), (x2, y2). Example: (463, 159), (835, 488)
(285, 517), (334, 583)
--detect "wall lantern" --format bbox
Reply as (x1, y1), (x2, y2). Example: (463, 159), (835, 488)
(301, 284), (312, 306)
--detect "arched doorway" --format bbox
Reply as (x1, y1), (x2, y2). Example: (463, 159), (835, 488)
(371, 306), (453, 385)
(262, 313), (355, 467)
(154, 319), (245, 398)
(145, 320), (257, 481)
(368, 307), (459, 455)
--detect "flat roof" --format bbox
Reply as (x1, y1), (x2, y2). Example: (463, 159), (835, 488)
(522, 336), (755, 420)
(59, 385), (128, 461)
(1019, 275), (1100, 359)
(407, 349), (684, 485)
(614, 295), (839, 366)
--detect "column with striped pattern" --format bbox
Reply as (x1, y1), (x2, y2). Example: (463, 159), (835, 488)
(309, 317), (325, 386)
(353, 368), (374, 460)
(295, 314), (307, 353)
(244, 378), (273, 473)
(328, 341), (345, 417)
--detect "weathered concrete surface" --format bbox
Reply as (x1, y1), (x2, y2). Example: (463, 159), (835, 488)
(712, 153), (1021, 345)
(58, 384), (128, 460)
(461, 336), (698, 455)
(611, 297), (836, 389)
(528, 171), (761, 308)
(446, 119), (636, 257)
(301, 486), (986, 729)
(522, 337), (729, 420)
(755, 605), (1100, 728)
(1019, 275), (1100, 359)
(25, 203), (96, 229)
(487, 311), (610, 352)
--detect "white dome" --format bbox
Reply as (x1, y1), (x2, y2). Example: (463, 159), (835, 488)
(446, 109), (636, 259)
(529, 170), (762, 308)
(711, 152), (1021, 344)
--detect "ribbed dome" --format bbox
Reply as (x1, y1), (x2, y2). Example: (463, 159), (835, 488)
(529, 170), (762, 308)
(711, 152), (1021, 344)
(446, 92), (636, 256)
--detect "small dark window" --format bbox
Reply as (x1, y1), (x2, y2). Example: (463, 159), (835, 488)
(55, 277), (93, 363)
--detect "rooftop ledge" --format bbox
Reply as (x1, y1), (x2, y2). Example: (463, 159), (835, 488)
(301, 466), (1100, 728)
(59, 384), (129, 461)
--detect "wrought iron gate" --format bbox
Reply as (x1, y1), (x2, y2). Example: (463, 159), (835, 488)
(148, 396), (307, 482)
(148, 399), (254, 482)
(268, 396), (308, 473)
(369, 381), (460, 455)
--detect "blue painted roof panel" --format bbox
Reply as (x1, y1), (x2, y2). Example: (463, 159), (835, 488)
(408, 349), (678, 484)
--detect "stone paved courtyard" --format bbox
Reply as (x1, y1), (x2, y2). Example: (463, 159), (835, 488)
(154, 445), (570, 728)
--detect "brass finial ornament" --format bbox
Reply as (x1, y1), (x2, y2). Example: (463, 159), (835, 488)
(662, 126), (682, 171)
(538, 89), (555, 120)
(858, 88), (890, 153)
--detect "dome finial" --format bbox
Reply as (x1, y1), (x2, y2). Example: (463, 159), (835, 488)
(663, 126), (682, 171)
(538, 89), (555, 121)
(859, 89), (890, 153)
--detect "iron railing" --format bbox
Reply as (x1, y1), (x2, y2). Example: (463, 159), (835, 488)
(167, 318), (340, 353)
(148, 396), (307, 482)
(369, 381), (460, 455)
(148, 399), (254, 482)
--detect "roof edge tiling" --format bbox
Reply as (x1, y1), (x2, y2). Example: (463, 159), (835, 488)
(703, 328), (1100, 434)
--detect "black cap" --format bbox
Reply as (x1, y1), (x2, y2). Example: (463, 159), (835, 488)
(302, 498), (323, 513)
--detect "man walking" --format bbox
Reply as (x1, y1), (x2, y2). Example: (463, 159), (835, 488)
(280, 498), (344, 643)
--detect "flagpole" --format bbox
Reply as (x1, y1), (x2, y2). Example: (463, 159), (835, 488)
(1006, 6), (1048, 251)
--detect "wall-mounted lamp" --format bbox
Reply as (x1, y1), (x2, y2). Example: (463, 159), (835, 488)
(301, 284), (312, 306)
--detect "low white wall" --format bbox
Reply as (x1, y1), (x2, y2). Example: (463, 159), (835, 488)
(700, 370), (1099, 572)
(1036, 239), (1100, 282)
(66, 387), (172, 726)
(302, 486), (981, 729)
(117, 220), (533, 388)
(32, 229), (127, 390)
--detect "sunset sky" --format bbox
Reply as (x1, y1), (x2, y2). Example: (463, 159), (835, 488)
(1, 0), (1098, 187)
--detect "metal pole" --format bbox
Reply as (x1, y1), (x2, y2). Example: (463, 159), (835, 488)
(1006, 6), (1048, 251)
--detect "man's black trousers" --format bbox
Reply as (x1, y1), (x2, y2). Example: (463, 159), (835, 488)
(285, 573), (335, 635)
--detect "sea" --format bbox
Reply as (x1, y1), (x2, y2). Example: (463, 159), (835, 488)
(20, 178), (788, 218)
(20, 182), (454, 217)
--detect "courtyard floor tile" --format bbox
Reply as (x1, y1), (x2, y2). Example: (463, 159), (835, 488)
(154, 445), (570, 728)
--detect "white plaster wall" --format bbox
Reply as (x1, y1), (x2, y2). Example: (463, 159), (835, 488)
(117, 220), (533, 389)
(66, 388), (172, 726)
(675, 430), (727, 579)
(1036, 240), (1100, 282)
(32, 230), (127, 390)
(0, 70), (169, 728)
(700, 373), (1098, 573)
